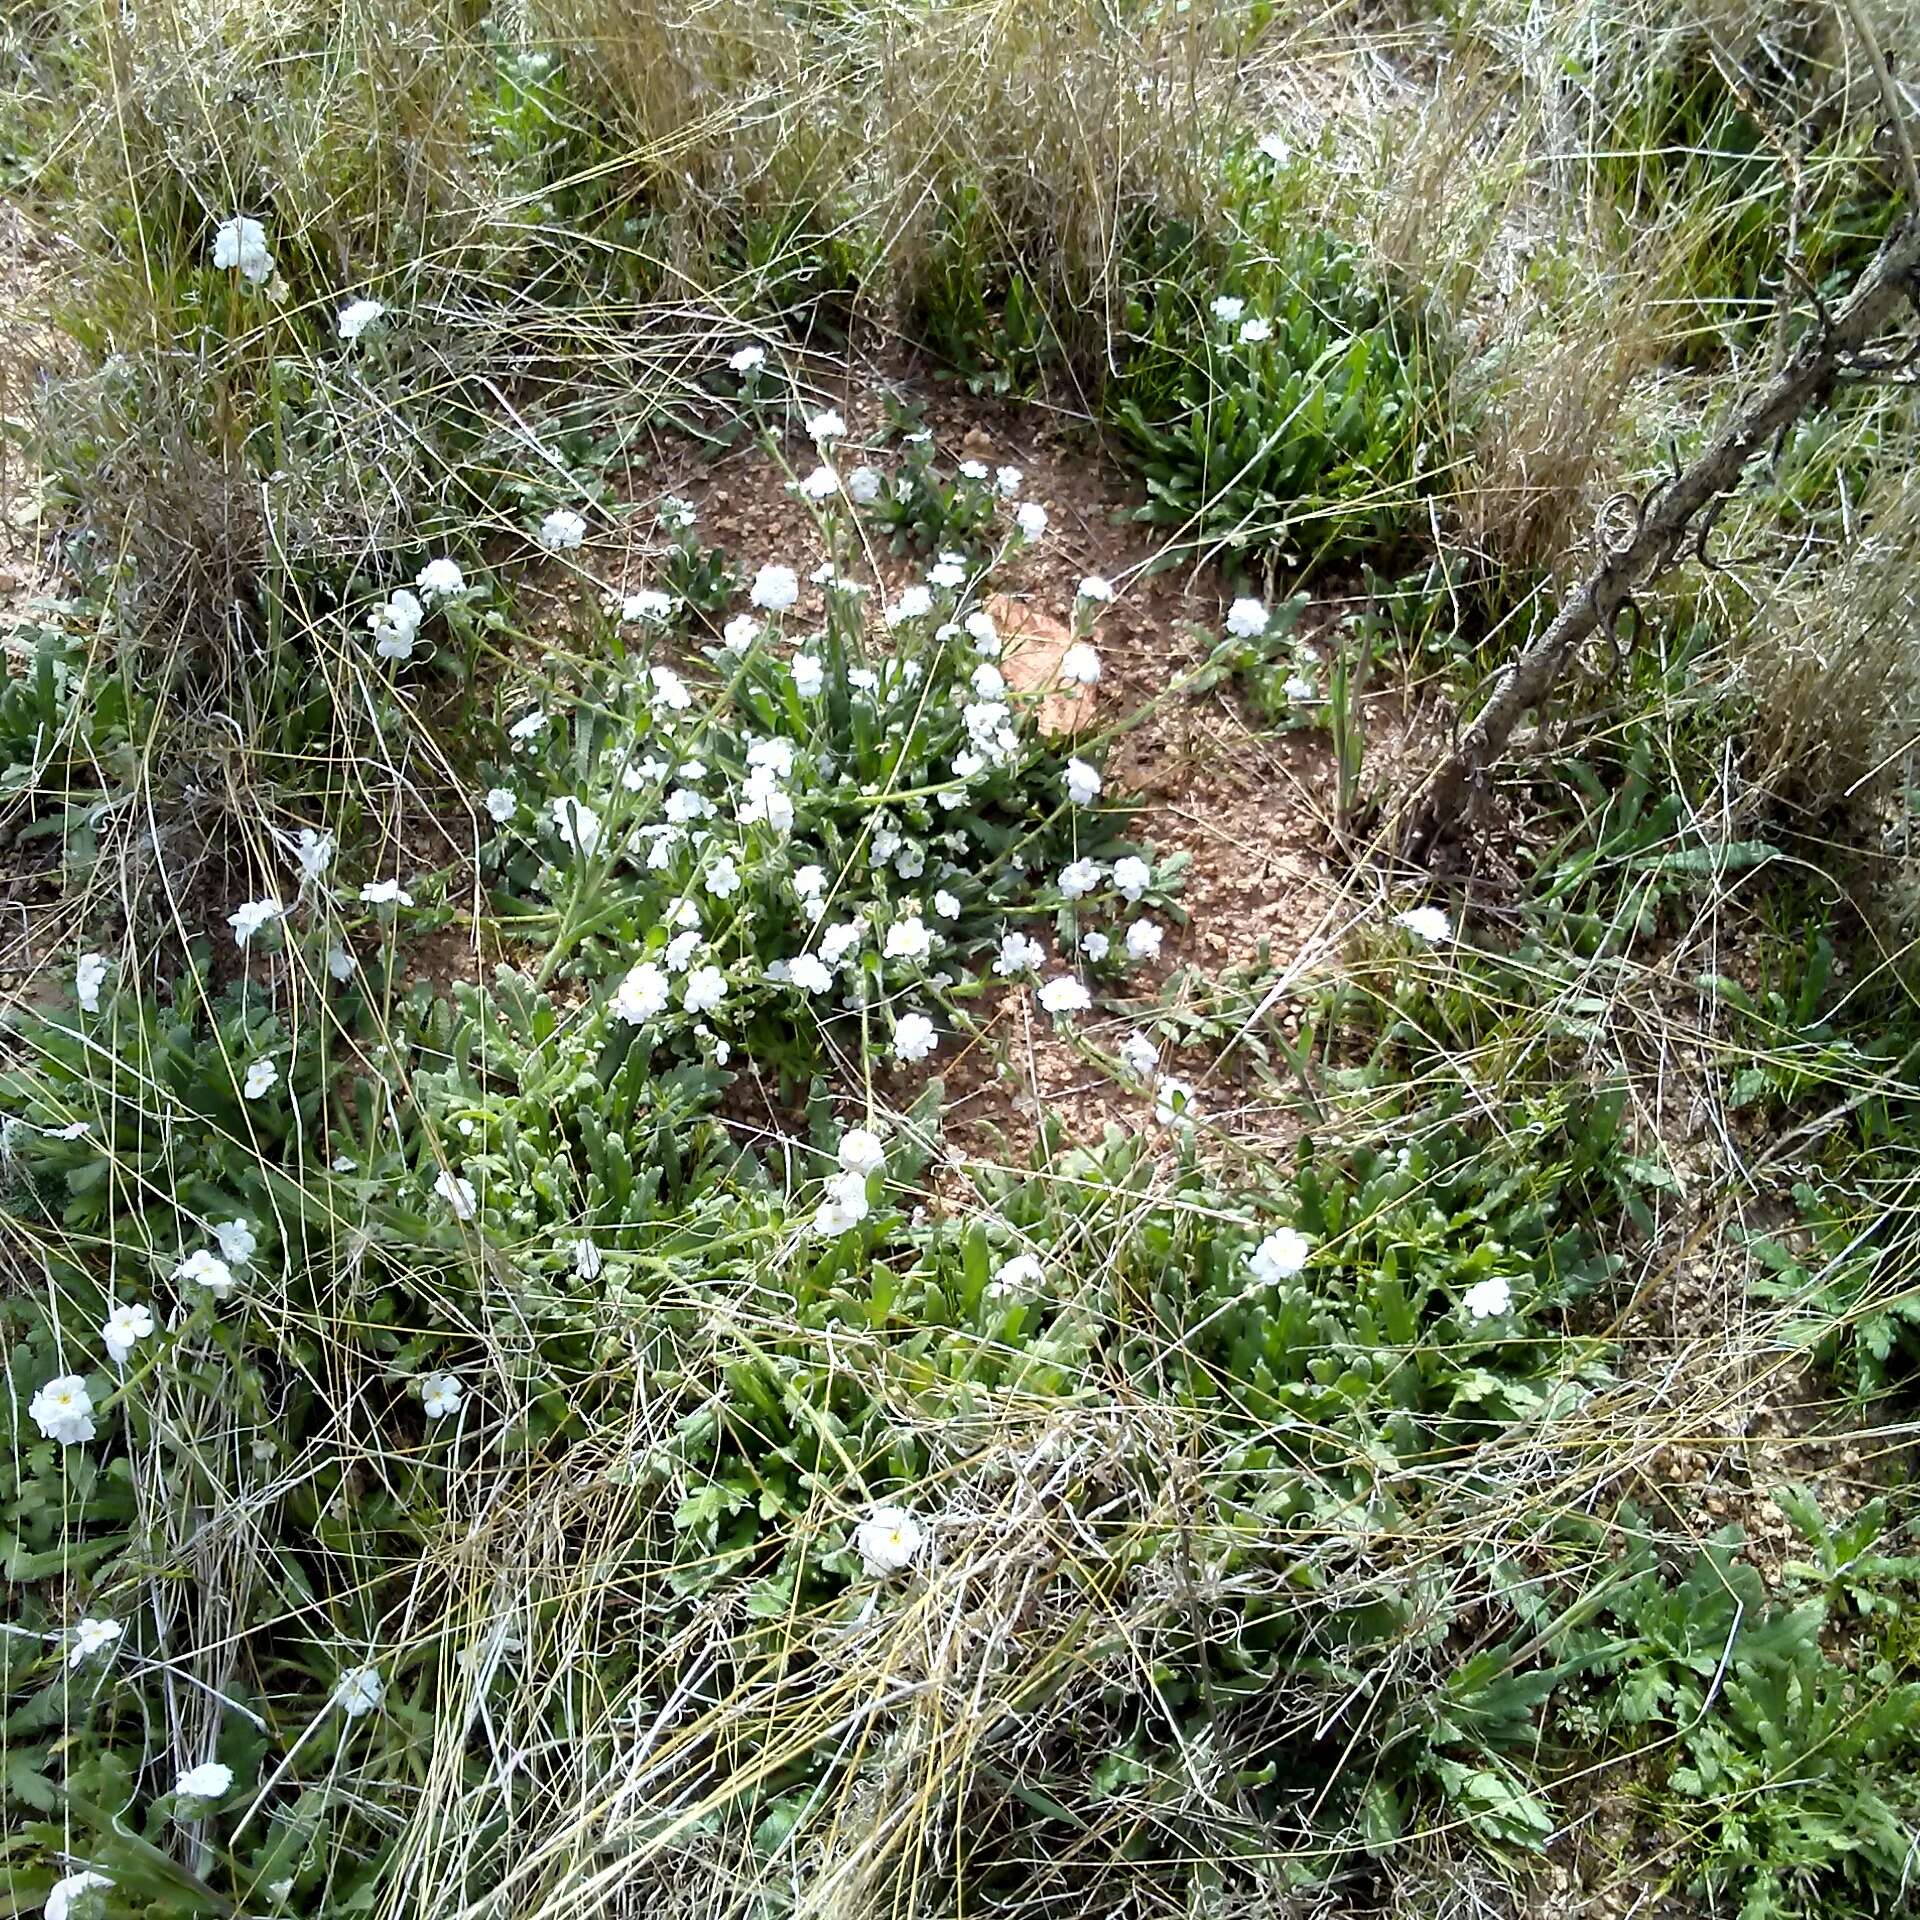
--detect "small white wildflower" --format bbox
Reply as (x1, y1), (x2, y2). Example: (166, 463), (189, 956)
(722, 613), (761, 652)
(359, 878), (413, 907)
(550, 796), (602, 855)
(806, 407), (847, 442)
(212, 216), (273, 284)
(213, 1218), (256, 1265)
(799, 464), (839, 501)
(337, 298), (386, 343)
(751, 564), (800, 612)
(44, 1871), (114, 1920)
(971, 661), (1006, 699)
(988, 1252), (1046, 1298)
(620, 589), (675, 624)
(959, 459), (989, 481)
(227, 897), (283, 947)
(1064, 758), (1102, 807)
(327, 944), (357, 982)
(75, 953), (108, 1013)
(886, 584), (934, 627)
(1248, 1228), (1311, 1286)
(102, 1300), (154, 1363)
(175, 1761), (234, 1801)
(1239, 317), (1273, 344)
(537, 508), (587, 551)
(1060, 642), (1101, 685)
(1462, 1275), (1514, 1321)
(508, 708), (547, 747)
(837, 1127), (886, 1177)
(853, 1503), (925, 1576)
(846, 466), (883, 504)
(67, 1617), (123, 1670)
(1210, 295), (1245, 324)
(174, 1248), (237, 1298)
(1226, 596), (1269, 638)
(1395, 905), (1452, 944)
(1256, 131), (1291, 162)
(1037, 976), (1091, 1015)
(1081, 930), (1111, 961)
(928, 559), (967, 590)
(705, 855), (741, 899)
(242, 1058), (278, 1101)
(434, 1170), (478, 1220)
(333, 1666), (384, 1717)
(1124, 917), (1163, 962)
(1284, 673), (1317, 702)
(683, 966), (728, 1013)
(416, 557), (466, 600)
(729, 344), (766, 374)
(1113, 855), (1151, 901)
(994, 930), (1046, 976)
(813, 1168), (871, 1237)
(28, 1375), (95, 1445)
(1014, 501), (1049, 540)
(1119, 1030), (1159, 1077)
(995, 465), (1023, 496)
(892, 1012), (937, 1063)
(789, 953), (835, 995)
(295, 828), (336, 882)
(932, 889), (960, 918)
(420, 1372), (463, 1419)
(1154, 1074), (1199, 1126)
(792, 653), (825, 698)
(883, 917), (932, 963)
(1077, 575), (1114, 603)
(1058, 859), (1102, 899)
(610, 961), (669, 1024)
(484, 786), (516, 823)
(571, 1238), (602, 1278)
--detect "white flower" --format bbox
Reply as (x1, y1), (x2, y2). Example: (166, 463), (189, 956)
(1014, 501), (1049, 540)
(243, 1058), (278, 1101)
(337, 297), (386, 342)
(620, 589), (675, 624)
(508, 708), (548, 748)
(883, 917), (931, 963)
(610, 961), (669, 1024)
(1210, 295), (1245, 324)
(887, 585), (934, 627)
(722, 613), (761, 652)
(958, 459), (989, 480)
(846, 466), (883, 504)
(1284, 673), (1317, 702)
(793, 863), (827, 898)
(295, 828), (336, 882)
(484, 787), (517, 823)
(799, 464), (839, 501)
(174, 1248), (237, 1298)
(932, 889), (960, 919)
(853, 1503), (924, 1576)
(893, 1012), (937, 1063)
(792, 653), (824, 698)
(538, 507), (587, 551)
(332, 1665), (384, 1717)
(1226, 596), (1269, 638)
(371, 594), (422, 666)
(1058, 859), (1103, 899)
(988, 1252), (1045, 1297)
(789, 953), (835, 995)
(572, 1238), (603, 1278)
(1037, 976), (1091, 1016)
(1077, 575), (1114, 603)
(995, 465), (1023, 496)
(175, 1761), (234, 1801)
(1080, 930), (1110, 961)
(67, 1617), (123, 1670)
(45, 1870), (114, 1920)
(420, 1371), (463, 1418)
(416, 557), (466, 600)
(212, 215), (273, 284)
(75, 953), (108, 1013)
(102, 1300), (154, 1363)
(1239, 318), (1273, 344)
(1124, 917), (1163, 962)
(928, 559), (967, 590)
(729, 344), (766, 373)
(837, 1127), (886, 1177)
(1064, 758), (1102, 806)
(964, 609), (999, 651)
(812, 1168), (871, 1236)
(970, 661), (1006, 699)
(1154, 1074), (1200, 1126)
(1119, 1030), (1158, 1077)
(227, 897), (283, 947)
(328, 944), (357, 982)
(359, 878), (413, 907)
(683, 966), (728, 1013)
(551, 796), (602, 855)
(435, 1170), (478, 1220)
(1256, 130), (1291, 162)
(213, 1218), (257, 1265)
(994, 930), (1045, 976)
(806, 407), (847, 442)
(1462, 1275), (1514, 1321)
(1113, 855), (1151, 901)
(1247, 1228), (1311, 1286)
(1395, 905), (1452, 944)
(751, 564), (799, 612)
(1060, 642), (1101, 686)
(28, 1375), (95, 1445)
